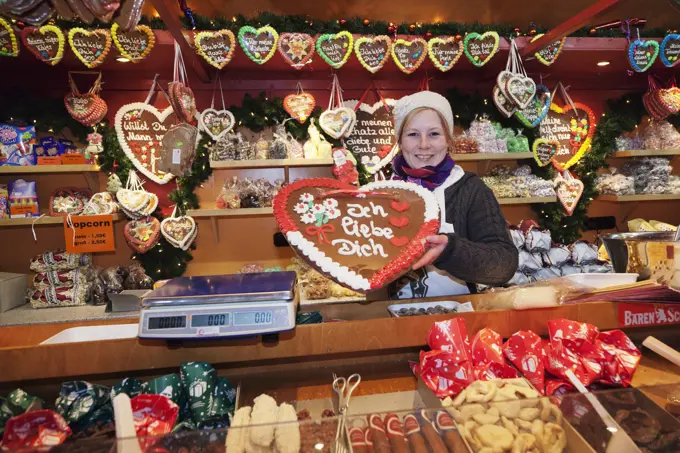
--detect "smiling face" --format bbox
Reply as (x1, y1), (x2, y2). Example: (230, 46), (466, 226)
(399, 108), (451, 169)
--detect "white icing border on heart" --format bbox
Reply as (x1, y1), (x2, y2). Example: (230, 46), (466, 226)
(161, 215), (197, 249)
(285, 179), (439, 292)
(318, 107), (357, 139)
(342, 99), (398, 175)
(198, 108), (235, 141)
(114, 102), (176, 185)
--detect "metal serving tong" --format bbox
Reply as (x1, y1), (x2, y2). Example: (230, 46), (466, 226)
(332, 373), (361, 453)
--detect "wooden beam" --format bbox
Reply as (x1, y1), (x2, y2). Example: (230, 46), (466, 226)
(150, 0), (211, 83)
(521, 0), (622, 57)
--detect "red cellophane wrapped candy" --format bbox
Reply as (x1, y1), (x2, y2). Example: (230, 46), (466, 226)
(503, 331), (546, 394)
(1, 410), (71, 450)
(472, 328), (520, 380)
(131, 394), (179, 450)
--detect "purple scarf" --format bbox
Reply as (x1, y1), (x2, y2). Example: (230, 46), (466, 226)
(391, 153), (455, 190)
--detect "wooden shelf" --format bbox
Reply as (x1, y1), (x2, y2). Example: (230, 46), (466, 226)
(0, 213), (121, 227)
(211, 159), (334, 169)
(597, 194), (680, 202)
(0, 165), (100, 174)
(453, 152), (534, 161)
(497, 196), (557, 205)
(188, 207), (273, 218)
(612, 149), (680, 158)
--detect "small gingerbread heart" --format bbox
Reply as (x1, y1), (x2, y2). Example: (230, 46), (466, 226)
(21, 25), (65, 65)
(278, 32), (315, 69)
(284, 93), (316, 124)
(532, 139), (559, 167)
(531, 34), (566, 66)
(194, 29), (235, 69)
(238, 25), (278, 64)
(0, 17), (19, 57)
(316, 31), (353, 69)
(161, 215), (197, 250)
(124, 217), (161, 253)
(556, 178), (584, 215)
(391, 38), (427, 74)
(463, 31), (499, 67)
(68, 28), (111, 68)
(355, 35), (392, 73)
(427, 36), (463, 72)
(318, 107), (356, 139)
(111, 23), (155, 63)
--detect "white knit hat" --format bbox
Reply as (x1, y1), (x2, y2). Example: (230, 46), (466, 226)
(393, 91), (454, 138)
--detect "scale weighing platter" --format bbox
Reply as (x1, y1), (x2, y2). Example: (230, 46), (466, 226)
(139, 271), (298, 339)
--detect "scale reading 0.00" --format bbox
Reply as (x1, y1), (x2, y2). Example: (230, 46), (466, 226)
(192, 314), (229, 327)
(234, 311), (273, 326)
(148, 316), (187, 330)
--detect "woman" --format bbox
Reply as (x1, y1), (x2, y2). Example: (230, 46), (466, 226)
(387, 91), (518, 298)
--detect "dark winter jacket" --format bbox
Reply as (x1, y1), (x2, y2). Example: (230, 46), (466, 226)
(433, 171), (519, 288)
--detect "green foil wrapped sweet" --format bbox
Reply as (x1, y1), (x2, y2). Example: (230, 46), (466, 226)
(54, 381), (114, 436)
(111, 377), (143, 399)
(180, 362), (235, 429)
(0, 389), (44, 436)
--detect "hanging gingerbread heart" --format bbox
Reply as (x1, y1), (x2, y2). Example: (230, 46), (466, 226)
(161, 214), (197, 250)
(531, 34), (566, 66)
(391, 37), (427, 74)
(111, 23), (155, 63)
(506, 75), (537, 110)
(124, 217), (161, 253)
(274, 178), (439, 293)
(238, 25), (278, 64)
(556, 174), (584, 216)
(319, 108), (356, 139)
(427, 36), (462, 72)
(278, 32), (315, 69)
(355, 35), (392, 73)
(21, 25), (65, 65)
(194, 30), (235, 69)
(168, 81), (197, 123)
(198, 108), (235, 140)
(284, 92), (316, 124)
(64, 72), (108, 127)
(316, 31), (353, 69)
(493, 86), (516, 118)
(463, 31), (499, 67)
(532, 139), (558, 166)
(515, 84), (551, 128)
(0, 18), (19, 57)
(538, 96), (596, 171)
(661, 34), (680, 67)
(68, 28), (111, 68)
(628, 39), (659, 72)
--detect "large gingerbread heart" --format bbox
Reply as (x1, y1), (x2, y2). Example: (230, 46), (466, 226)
(161, 215), (197, 250)
(316, 31), (353, 69)
(391, 38), (427, 74)
(21, 25), (65, 65)
(68, 28), (111, 68)
(427, 36), (463, 72)
(278, 32), (315, 69)
(114, 103), (177, 184)
(111, 23), (155, 63)
(538, 102), (596, 171)
(124, 217), (161, 253)
(194, 29), (235, 69)
(355, 35), (391, 73)
(273, 178), (439, 293)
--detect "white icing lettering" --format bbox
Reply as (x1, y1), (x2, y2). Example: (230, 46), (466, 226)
(370, 202), (388, 217)
(346, 203), (371, 218)
(339, 216), (393, 239)
(331, 238), (388, 257)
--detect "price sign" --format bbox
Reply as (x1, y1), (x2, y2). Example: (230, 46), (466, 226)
(618, 303), (680, 327)
(61, 153), (87, 165)
(64, 214), (115, 253)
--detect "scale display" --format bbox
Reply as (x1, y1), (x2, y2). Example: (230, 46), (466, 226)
(138, 273), (297, 339)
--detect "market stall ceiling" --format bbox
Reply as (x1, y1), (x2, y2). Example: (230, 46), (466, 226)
(142, 0), (680, 29)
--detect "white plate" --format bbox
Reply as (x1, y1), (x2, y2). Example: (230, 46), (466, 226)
(564, 273), (639, 289)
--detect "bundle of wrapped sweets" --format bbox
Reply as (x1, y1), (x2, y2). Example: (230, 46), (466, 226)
(482, 165), (556, 199)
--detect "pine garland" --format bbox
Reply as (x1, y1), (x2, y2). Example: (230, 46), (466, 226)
(47, 13), (673, 38)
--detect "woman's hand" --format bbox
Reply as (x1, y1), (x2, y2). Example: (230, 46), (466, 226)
(412, 235), (449, 270)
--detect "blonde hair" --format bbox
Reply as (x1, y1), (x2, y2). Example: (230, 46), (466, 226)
(397, 107), (455, 150)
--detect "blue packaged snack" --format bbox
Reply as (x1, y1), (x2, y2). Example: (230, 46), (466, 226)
(0, 124), (37, 166)
(59, 138), (78, 154)
(37, 136), (63, 157)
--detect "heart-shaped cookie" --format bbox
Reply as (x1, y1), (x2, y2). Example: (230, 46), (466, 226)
(532, 139), (558, 167)
(64, 93), (98, 122)
(427, 36), (463, 72)
(116, 188), (148, 212)
(506, 75), (537, 109)
(531, 34), (566, 66)
(198, 108), (235, 140)
(319, 107), (356, 139)
(50, 188), (85, 217)
(556, 178), (584, 215)
(68, 28), (111, 68)
(391, 38), (427, 74)
(493, 85), (516, 118)
(355, 35), (391, 73)
(0, 17), (19, 57)
(21, 25), (65, 65)
(114, 102), (177, 184)
(111, 23), (155, 63)
(661, 34), (680, 67)
(161, 215), (197, 250)
(194, 29), (235, 69)
(238, 25), (278, 64)
(284, 93), (316, 124)
(82, 192), (117, 215)
(538, 102), (597, 171)
(124, 217), (161, 253)
(463, 31), (499, 67)
(168, 81), (197, 123)
(278, 32), (315, 69)
(628, 39), (659, 72)
(316, 31), (353, 69)
(515, 84), (551, 128)
(273, 178), (439, 293)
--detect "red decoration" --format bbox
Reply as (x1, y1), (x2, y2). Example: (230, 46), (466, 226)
(503, 331), (546, 394)
(389, 236), (409, 247)
(390, 200), (410, 212)
(131, 394), (179, 451)
(389, 216), (409, 228)
(363, 19), (370, 26)
(1, 410), (71, 450)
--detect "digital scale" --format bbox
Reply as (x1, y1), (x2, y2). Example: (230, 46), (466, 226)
(138, 271), (298, 339)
